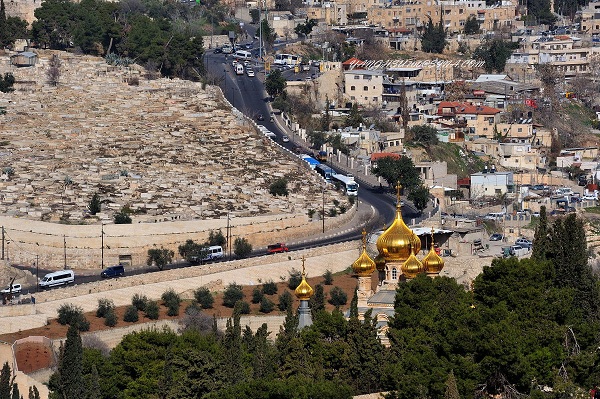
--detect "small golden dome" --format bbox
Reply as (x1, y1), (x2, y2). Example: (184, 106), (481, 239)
(376, 182), (421, 262)
(401, 245), (424, 279)
(353, 230), (376, 277)
(423, 228), (444, 275)
(374, 252), (386, 272)
(295, 258), (314, 300)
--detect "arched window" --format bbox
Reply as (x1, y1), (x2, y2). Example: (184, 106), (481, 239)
(391, 267), (397, 279)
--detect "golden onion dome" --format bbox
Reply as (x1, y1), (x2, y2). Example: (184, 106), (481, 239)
(401, 245), (424, 279)
(352, 230), (376, 276)
(295, 258), (314, 300)
(423, 228), (444, 275)
(374, 252), (386, 272)
(376, 182), (421, 262)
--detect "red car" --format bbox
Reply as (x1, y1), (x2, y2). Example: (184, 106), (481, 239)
(267, 243), (289, 254)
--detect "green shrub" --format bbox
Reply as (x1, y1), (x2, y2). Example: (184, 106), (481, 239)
(269, 178), (289, 196)
(328, 286), (348, 306)
(132, 293), (148, 311)
(233, 237), (253, 259)
(288, 268), (302, 290)
(323, 269), (333, 285)
(96, 298), (115, 318)
(259, 297), (275, 313)
(104, 308), (118, 327)
(223, 283), (244, 308)
(262, 280), (278, 295)
(278, 290), (293, 311)
(145, 300), (160, 320)
(252, 287), (264, 304)
(123, 305), (139, 322)
(161, 288), (181, 316)
(194, 287), (214, 309)
(57, 303), (89, 331)
(238, 300), (251, 314)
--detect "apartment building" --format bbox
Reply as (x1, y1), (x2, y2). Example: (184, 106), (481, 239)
(578, 1), (600, 35)
(470, 170), (514, 198)
(507, 36), (600, 77)
(434, 101), (501, 138)
(305, 2), (348, 26)
(365, 0), (516, 33)
(344, 69), (385, 106)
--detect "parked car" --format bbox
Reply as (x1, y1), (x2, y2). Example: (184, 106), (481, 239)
(213, 47), (223, 54)
(282, 135), (290, 142)
(0, 283), (22, 294)
(515, 238), (533, 249)
(489, 233), (504, 241)
(267, 243), (289, 254)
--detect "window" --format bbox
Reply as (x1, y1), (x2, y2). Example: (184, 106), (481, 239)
(392, 268), (397, 279)
(373, 97), (378, 101)
(354, 75), (360, 79)
(351, 86), (356, 91)
(363, 86), (368, 91)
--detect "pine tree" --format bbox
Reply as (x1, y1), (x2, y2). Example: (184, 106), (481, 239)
(222, 302), (244, 384)
(310, 284), (325, 316)
(444, 370), (460, 399)
(532, 206), (549, 261)
(0, 362), (11, 399)
(56, 324), (86, 398)
(0, 0), (6, 48)
(87, 365), (100, 399)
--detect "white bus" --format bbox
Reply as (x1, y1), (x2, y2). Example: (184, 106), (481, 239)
(273, 53), (301, 66)
(234, 50), (252, 60)
(331, 174), (359, 196)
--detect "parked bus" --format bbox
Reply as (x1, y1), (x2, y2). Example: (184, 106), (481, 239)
(315, 164), (336, 181)
(234, 50), (252, 60)
(300, 154), (319, 170)
(273, 53), (301, 66)
(331, 174), (359, 196)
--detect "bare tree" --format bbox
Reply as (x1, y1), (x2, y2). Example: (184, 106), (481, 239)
(46, 54), (62, 86)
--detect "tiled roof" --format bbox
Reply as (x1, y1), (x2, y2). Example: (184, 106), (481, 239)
(437, 101), (501, 116)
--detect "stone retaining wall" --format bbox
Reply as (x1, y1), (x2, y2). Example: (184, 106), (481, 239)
(27, 241), (356, 303)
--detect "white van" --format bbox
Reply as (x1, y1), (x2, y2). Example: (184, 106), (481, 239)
(39, 270), (75, 289)
(235, 63), (244, 75)
(234, 50), (252, 61)
(204, 246), (224, 261)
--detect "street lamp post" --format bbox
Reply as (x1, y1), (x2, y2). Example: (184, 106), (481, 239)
(101, 223), (105, 269)
(322, 187), (325, 233)
(35, 255), (39, 293)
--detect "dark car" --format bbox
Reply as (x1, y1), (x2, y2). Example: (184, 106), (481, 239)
(490, 233), (503, 241)
(101, 264), (125, 278)
(267, 243), (289, 254)
(256, 114), (264, 121)
(213, 47), (223, 54)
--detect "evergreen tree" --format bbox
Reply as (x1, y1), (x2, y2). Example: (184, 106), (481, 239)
(28, 386), (40, 399)
(344, 103), (364, 128)
(397, 79), (410, 132)
(349, 287), (358, 318)
(310, 284), (325, 315)
(462, 15), (479, 34)
(0, 362), (11, 399)
(10, 384), (18, 399)
(88, 192), (101, 215)
(420, 13), (447, 54)
(345, 309), (384, 393)
(532, 206), (549, 261)
(444, 370), (460, 399)
(55, 324), (86, 399)
(222, 302), (244, 384)
(249, 324), (276, 380)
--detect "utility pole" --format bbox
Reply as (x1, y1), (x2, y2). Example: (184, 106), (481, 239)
(1, 226), (4, 260)
(63, 235), (67, 269)
(35, 255), (39, 293)
(259, 2), (263, 59)
(227, 213), (231, 260)
(101, 224), (105, 269)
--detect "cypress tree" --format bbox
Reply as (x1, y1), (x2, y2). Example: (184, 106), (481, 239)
(87, 364), (100, 399)
(56, 324), (86, 399)
(350, 286), (358, 318)
(222, 302), (244, 384)
(10, 385), (18, 399)
(28, 386), (40, 399)
(0, 362), (10, 399)
(532, 206), (549, 261)
(310, 284), (325, 316)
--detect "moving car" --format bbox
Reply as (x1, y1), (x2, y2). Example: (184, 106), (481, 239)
(282, 135), (290, 142)
(0, 283), (22, 294)
(213, 48), (223, 54)
(267, 243), (289, 254)
(101, 264), (125, 278)
(246, 69), (255, 77)
(489, 233), (503, 241)
(256, 114), (264, 121)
